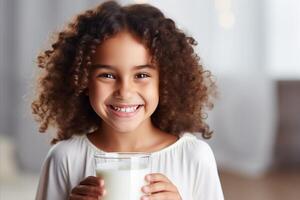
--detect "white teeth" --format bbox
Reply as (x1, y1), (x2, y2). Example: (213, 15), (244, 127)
(111, 105), (139, 113)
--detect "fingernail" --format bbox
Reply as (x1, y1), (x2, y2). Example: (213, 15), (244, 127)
(142, 186), (150, 193)
(146, 175), (151, 181)
(100, 179), (105, 186)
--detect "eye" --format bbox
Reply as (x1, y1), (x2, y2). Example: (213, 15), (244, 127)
(97, 73), (115, 79)
(135, 73), (150, 79)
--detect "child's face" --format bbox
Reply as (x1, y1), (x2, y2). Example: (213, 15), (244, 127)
(88, 31), (159, 133)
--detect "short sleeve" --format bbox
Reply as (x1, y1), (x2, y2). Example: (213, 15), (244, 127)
(193, 141), (224, 200)
(35, 145), (70, 200)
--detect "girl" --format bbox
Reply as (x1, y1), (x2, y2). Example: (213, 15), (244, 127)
(32, 1), (223, 200)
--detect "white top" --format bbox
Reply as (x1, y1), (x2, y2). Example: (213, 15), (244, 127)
(35, 133), (224, 200)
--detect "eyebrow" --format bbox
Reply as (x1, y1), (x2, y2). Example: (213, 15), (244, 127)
(91, 64), (156, 70)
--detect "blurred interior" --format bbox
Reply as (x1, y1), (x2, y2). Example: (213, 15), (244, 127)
(1, 0), (299, 199)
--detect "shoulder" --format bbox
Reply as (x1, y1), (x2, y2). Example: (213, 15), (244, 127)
(180, 132), (213, 152)
(45, 134), (87, 163)
(180, 133), (217, 165)
(152, 132), (215, 160)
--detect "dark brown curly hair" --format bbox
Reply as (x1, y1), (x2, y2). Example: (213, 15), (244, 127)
(31, 1), (217, 144)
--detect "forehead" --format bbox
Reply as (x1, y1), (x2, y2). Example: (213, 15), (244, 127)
(91, 31), (152, 68)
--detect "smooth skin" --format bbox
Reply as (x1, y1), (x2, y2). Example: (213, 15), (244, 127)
(141, 173), (182, 200)
(69, 31), (181, 200)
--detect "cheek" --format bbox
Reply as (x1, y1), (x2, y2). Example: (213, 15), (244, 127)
(141, 82), (159, 103)
(89, 82), (112, 102)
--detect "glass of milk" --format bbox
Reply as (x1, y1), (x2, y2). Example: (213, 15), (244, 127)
(94, 152), (151, 200)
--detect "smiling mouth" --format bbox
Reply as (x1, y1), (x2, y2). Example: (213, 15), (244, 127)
(108, 104), (144, 113)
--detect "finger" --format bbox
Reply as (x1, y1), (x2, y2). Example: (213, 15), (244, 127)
(142, 182), (177, 194)
(141, 192), (178, 200)
(80, 176), (104, 186)
(145, 173), (171, 183)
(71, 185), (106, 197)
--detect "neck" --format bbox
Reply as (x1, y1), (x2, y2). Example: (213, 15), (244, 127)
(95, 119), (160, 152)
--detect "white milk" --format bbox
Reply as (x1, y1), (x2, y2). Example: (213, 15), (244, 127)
(95, 163), (149, 200)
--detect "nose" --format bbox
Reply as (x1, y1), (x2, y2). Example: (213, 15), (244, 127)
(114, 79), (134, 100)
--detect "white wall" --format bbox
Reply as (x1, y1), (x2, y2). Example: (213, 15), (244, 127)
(265, 0), (300, 79)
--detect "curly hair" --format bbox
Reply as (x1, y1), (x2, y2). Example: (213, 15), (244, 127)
(31, 1), (217, 144)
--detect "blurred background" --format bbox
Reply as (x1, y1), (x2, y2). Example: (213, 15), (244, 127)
(0, 0), (299, 199)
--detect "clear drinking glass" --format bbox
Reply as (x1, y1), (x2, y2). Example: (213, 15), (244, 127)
(94, 152), (151, 200)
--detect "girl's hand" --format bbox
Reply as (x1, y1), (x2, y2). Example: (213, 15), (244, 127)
(69, 176), (106, 200)
(141, 173), (182, 200)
